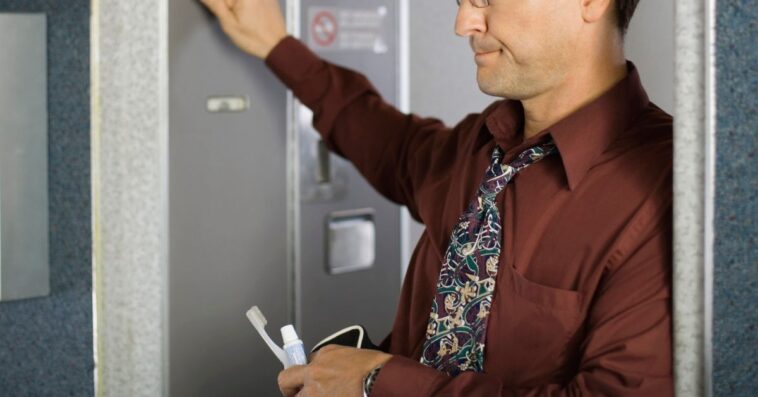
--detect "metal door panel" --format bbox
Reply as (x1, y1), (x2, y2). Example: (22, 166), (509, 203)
(168, 1), (405, 395)
(169, 1), (289, 396)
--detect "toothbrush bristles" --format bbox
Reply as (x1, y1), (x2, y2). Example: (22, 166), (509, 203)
(250, 306), (267, 326)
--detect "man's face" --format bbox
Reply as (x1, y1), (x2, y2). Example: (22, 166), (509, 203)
(455, 0), (583, 100)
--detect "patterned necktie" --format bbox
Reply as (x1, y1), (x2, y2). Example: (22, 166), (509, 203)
(419, 139), (558, 376)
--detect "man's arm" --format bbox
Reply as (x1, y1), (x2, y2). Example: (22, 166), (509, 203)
(265, 36), (470, 219)
(202, 0), (465, 221)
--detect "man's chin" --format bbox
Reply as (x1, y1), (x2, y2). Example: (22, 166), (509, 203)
(476, 72), (531, 100)
(476, 75), (510, 99)
(476, 85), (502, 98)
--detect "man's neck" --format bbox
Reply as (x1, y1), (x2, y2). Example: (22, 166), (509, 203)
(520, 59), (628, 140)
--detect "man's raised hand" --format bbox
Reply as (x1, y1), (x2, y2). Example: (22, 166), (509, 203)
(200, 0), (287, 59)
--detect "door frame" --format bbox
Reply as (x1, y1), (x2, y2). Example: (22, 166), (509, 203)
(90, 0), (716, 395)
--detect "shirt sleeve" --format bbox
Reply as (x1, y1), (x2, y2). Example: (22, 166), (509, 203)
(265, 36), (471, 222)
(371, 188), (674, 397)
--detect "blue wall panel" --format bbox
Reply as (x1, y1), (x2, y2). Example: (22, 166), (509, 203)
(0, 1), (92, 395)
(713, 0), (758, 396)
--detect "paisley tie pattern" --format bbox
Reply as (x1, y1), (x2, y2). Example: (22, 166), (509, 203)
(419, 140), (558, 376)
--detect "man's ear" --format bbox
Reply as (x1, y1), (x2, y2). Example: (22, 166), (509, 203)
(579, 0), (614, 25)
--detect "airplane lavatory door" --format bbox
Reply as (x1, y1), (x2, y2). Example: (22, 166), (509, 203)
(168, 1), (290, 396)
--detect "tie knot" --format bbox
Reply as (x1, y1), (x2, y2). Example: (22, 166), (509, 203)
(480, 140), (558, 196)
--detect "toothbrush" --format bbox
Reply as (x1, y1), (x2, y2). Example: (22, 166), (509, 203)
(246, 306), (288, 368)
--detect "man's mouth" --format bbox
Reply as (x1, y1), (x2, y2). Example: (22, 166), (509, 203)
(472, 42), (502, 56)
(474, 50), (500, 64)
(471, 37), (500, 53)
(470, 37), (502, 64)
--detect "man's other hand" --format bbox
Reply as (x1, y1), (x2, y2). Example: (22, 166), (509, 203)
(200, 0), (287, 59)
(278, 345), (393, 397)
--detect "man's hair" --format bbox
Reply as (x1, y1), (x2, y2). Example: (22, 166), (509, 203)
(615, 0), (640, 35)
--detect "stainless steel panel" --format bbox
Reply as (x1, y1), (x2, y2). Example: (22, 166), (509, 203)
(169, 1), (289, 396)
(295, 0), (403, 349)
(0, 13), (49, 302)
(327, 209), (376, 274)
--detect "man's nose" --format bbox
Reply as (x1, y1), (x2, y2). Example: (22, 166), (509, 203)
(454, 3), (487, 37)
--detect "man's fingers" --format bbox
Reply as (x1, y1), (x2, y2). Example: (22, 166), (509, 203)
(278, 365), (307, 397)
(200, 0), (238, 28)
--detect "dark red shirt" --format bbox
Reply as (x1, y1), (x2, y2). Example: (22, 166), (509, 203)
(266, 36), (673, 396)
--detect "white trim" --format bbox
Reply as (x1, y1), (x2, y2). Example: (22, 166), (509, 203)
(89, 0), (102, 392)
(91, 1), (168, 395)
(398, 0), (412, 282)
(398, 0), (410, 114)
(158, 0), (170, 395)
(702, 0), (717, 395)
(286, 0), (303, 331)
(673, 0), (714, 395)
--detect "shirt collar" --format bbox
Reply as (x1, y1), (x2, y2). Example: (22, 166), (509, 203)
(484, 61), (650, 191)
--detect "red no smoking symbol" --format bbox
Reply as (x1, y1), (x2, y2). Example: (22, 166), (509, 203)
(311, 11), (338, 47)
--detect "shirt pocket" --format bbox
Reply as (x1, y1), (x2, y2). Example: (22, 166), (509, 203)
(485, 264), (584, 385)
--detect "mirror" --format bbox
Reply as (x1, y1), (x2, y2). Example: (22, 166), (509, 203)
(0, 13), (49, 302)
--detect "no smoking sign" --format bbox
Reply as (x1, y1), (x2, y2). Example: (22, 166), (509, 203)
(307, 6), (389, 53)
(311, 10), (338, 47)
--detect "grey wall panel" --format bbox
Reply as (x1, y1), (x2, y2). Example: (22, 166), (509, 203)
(0, 2), (93, 395)
(296, 0), (402, 349)
(169, 1), (289, 396)
(713, 0), (758, 395)
(407, 1), (494, 247)
(409, 1), (493, 126)
(624, 0), (675, 114)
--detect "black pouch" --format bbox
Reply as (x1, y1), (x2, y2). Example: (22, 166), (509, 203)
(310, 325), (380, 354)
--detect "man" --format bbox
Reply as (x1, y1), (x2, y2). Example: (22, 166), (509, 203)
(201, 0), (673, 395)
